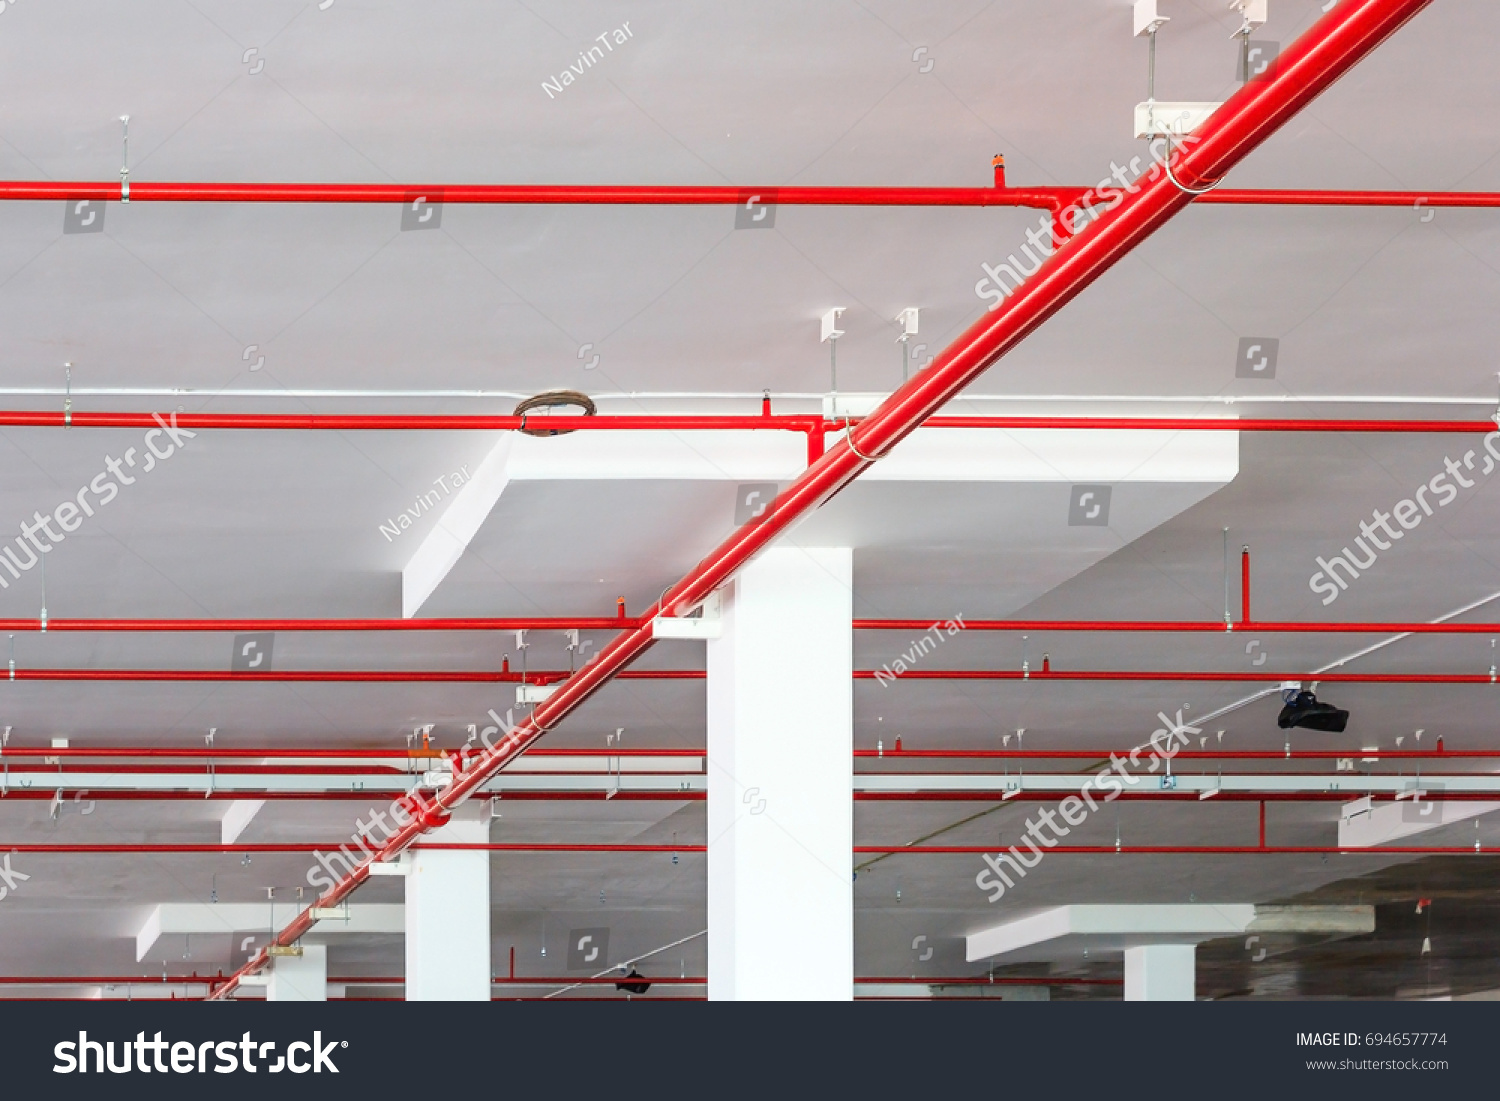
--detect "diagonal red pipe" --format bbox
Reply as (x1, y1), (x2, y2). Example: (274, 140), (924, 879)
(207, 0), (1434, 1000)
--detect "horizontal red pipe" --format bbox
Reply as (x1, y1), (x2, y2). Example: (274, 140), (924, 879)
(0, 974), (1117, 987)
(5, 180), (1496, 209)
(0, 788), (1487, 805)
(858, 750), (1476, 759)
(0, 668), (698, 683)
(857, 619), (1500, 633)
(0, 182), (1071, 207)
(0, 616), (647, 633)
(857, 669), (1500, 684)
(0, 411), (1490, 434)
(8, 840), (1500, 856)
(857, 845), (1497, 855)
(6, 615), (1500, 635)
(3, 745), (1468, 762)
(1201, 189), (1500, 207)
(0, 852), (708, 858)
(0, 746), (700, 759)
(3, 666), (1496, 683)
(0, 789), (702, 802)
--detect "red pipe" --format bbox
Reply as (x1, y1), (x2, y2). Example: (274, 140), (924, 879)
(0, 788), (1480, 805)
(0, 615), (1491, 635)
(0, 852), (708, 858)
(0, 746), (701, 759)
(2, 745), (1468, 762)
(855, 669), (1500, 683)
(0, 789), (701, 802)
(0, 668), (698, 683)
(0, 616), (648, 633)
(11, 840), (1497, 855)
(856, 619), (1500, 634)
(1200, 189), (1500, 208)
(4, 666), (1495, 683)
(0, 974), (1116, 988)
(208, 0), (1432, 1000)
(0, 411), (1488, 434)
(1241, 546), (1251, 625)
(2, 180), (1491, 209)
(856, 845), (1493, 855)
(854, 748), (1470, 760)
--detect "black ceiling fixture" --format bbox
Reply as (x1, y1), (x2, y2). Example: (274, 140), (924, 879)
(614, 968), (651, 995)
(1277, 688), (1349, 733)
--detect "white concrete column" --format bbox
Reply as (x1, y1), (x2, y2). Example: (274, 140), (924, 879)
(266, 944), (327, 1001)
(707, 545), (853, 1000)
(1124, 944), (1196, 1001)
(405, 805), (490, 1001)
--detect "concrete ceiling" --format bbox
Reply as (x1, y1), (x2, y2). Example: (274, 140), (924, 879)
(0, 0), (1496, 998)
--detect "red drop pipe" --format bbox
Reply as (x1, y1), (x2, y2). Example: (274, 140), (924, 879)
(1241, 546), (1251, 625)
(208, 0), (1432, 1000)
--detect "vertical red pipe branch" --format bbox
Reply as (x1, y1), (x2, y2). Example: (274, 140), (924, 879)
(1241, 545), (1251, 625)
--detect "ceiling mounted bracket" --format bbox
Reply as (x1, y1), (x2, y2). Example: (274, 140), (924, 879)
(119, 116), (130, 203)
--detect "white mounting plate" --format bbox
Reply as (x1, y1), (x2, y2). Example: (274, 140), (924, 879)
(652, 615), (724, 640)
(1134, 0), (1169, 36)
(1134, 101), (1220, 139)
(517, 684), (557, 704)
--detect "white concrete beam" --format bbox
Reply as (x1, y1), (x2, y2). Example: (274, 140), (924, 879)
(136, 903), (403, 962)
(1339, 795), (1500, 847)
(220, 799), (265, 845)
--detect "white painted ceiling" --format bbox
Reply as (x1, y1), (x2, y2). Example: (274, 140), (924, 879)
(0, 0), (1496, 997)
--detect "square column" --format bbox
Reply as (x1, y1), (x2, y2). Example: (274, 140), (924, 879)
(707, 546), (853, 1000)
(1124, 945), (1196, 1001)
(406, 805), (490, 1001)
(266, 944), (327, 1001)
